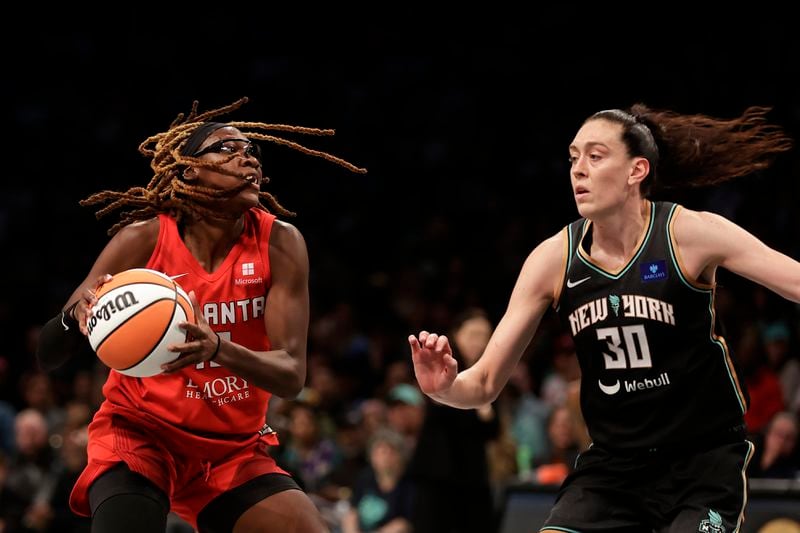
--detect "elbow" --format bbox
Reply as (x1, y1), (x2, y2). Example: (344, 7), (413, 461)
(483, 371), (505, 405)
(488, 389), (502, 404)
(273, 357), (306, 400)
(486, 386), (503, 405)
(36, 355), (61, 373)
(279, 378), (305, 400)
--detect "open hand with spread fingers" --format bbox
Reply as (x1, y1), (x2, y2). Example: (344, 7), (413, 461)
(408, 330), (459, 395)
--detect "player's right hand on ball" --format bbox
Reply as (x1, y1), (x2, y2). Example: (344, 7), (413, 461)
(408, 331), (458, 395)
(162, 290), (218, 373)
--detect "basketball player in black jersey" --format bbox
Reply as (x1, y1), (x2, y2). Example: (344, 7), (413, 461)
(409, 104), (799, 532)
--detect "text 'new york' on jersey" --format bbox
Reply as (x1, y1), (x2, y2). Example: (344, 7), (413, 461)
(555, 201), (748, 450)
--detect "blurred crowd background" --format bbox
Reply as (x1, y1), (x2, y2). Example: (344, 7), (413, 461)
(1, 16), (799, 533)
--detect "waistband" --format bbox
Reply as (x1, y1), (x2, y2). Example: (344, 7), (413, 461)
(597, 423), (747, 457)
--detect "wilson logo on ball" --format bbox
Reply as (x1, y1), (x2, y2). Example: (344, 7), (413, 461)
(86, 291), (141, 335)
(87, 268), (194, 377)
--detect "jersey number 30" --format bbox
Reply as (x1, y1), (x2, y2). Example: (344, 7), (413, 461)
(596, 325), (653, 369)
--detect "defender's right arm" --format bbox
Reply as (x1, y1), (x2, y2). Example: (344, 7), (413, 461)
(410, 230), (566, 408)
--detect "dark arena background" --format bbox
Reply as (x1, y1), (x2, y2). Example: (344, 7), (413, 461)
(2, 14), (799, 533)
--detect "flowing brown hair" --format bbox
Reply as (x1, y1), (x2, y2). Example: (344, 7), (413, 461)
(81, 97), (367, 235)
(589, 104), (793, 196)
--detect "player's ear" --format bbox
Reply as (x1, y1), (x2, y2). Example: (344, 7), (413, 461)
(628, 157), (650, 186)
(182, 166), (198, 182)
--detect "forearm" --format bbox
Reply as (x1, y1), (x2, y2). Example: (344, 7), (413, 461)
(429, 367), (496, 409)
(36, 309), (91, 371)
(214, 339), (305, 399)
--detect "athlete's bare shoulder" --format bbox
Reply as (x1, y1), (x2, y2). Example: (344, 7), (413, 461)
(515, 230), (567, 302)
(270, 219), (306, 250)
(672, 206), (733, 251)
(103, 217), (160, 265)
(269, 219), (309, 273)
(118, 217), (160, 240)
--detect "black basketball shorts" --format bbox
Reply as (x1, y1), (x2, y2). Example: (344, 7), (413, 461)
(541, 439), (754, 533)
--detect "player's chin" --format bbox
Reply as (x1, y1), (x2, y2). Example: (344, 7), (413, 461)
(575, 201), (595, 219)
(228, 191), (261, 211)
(240, 188), (262, 205)
(575, 199), (602, 218)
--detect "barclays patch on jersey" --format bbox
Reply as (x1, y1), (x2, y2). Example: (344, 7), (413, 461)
(640, 259), (668, 283)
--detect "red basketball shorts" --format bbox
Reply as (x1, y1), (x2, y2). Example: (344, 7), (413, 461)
(70, 404), (285, 529)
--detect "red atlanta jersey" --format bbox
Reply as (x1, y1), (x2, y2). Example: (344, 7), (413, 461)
(98, 209), (277, 437)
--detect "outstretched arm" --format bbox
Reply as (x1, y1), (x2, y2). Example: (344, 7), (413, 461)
(674, 208), (800, 302)
(410, 231), (565, 408)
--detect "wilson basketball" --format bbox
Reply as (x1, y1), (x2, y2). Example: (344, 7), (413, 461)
(87, 268), (195, 377)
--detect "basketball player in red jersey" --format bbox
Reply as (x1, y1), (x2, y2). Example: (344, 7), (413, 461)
(36, 97), (366, 533)
(410, 105), (800, 532)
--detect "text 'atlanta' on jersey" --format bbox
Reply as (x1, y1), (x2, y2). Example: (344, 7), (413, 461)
(555, 201), (748, 450)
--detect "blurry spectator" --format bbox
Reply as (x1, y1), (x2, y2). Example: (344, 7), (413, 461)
(540, 332), (582, 410)
(360, 399), (388, 436)
(326, 407), (371, 503)
(0, 400), (16, 455)
(308, 354), (348, 416)
(0, 355), (12, 405)
(739, 325), (785, 435)
(385, 384), (425, 451)
(408, 308), (501, 533)
(1, 409), (59, 532)
(277, 399), (343, 494)
(0, 452), (7, 531)
(379, 360), (415, 400)
(761, 321), (800, 410)
(48, 425), (91, 532)
(276, 396), (345, 530)
(749, 411), (799, 479)
(69, 370), (96, 411)
(531, 405), (581, 486)
(497, 360), (550, 477)
(19, 371), (65, 434)
(342, 427), (414, 533)
(757, 518), (800, 533)
(565, 379), (591, 451)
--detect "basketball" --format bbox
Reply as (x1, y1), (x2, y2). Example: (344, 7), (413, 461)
(87, 268), (195, 377)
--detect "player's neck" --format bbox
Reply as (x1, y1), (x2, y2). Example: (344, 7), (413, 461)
(181, 216), (245, 272)
(588, 199), (650, 259)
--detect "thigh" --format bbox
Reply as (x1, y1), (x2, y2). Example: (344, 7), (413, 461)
(660, 440), (754, 533)
(175, 442), (291, 529)
(197, 473), (327, 533)
(233, 489), (329, 533)
(541, 446), (648, 532)
(88, 462), (169, 515)
(71, 411), (178, 517)
(88, 463), (170, 533)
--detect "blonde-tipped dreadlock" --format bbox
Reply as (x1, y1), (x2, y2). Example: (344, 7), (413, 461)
(81, 97), (367, 235)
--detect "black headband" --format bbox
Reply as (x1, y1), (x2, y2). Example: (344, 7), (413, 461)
(180, 122), (227, 156)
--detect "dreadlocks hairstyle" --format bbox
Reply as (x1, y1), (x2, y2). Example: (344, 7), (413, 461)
(81, 97), (367, 235)
(588, 104), (793, 196)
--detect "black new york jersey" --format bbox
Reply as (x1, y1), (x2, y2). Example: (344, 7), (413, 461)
(555, 201), (748, 450)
